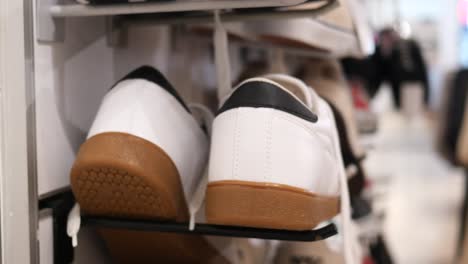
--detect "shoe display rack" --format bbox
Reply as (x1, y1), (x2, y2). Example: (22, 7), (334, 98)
(34, 1), (343, 263)
(0, 0), (373, 262)
(39, 191), (338, 264)
(40, 191), (337, 248)
(84, 216), (338, 241)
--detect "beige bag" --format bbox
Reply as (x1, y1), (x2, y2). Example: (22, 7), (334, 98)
(298, 58), (368, 196)
(299, 58), (364, 159)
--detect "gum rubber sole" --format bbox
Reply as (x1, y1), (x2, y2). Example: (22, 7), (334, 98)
(71, 132), (227, 263)
(205, 180), (340, 231)
(71, 132), (188, 221)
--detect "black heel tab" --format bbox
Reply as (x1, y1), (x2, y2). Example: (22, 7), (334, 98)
(114, 66), (190, 113)
(217, 81), (317, 122)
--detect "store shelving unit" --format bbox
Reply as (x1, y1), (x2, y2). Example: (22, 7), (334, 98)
(39, 190), (338, 263)
(28, 0), (362, 263)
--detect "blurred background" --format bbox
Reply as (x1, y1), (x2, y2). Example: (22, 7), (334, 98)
(340, 0), (468, 263)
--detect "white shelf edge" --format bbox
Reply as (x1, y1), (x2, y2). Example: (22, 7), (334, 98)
(37, 0), (337, 43)
(118, 1), (338, 25)
(49, 0), (311, 17)
(245, 17), (359, 57)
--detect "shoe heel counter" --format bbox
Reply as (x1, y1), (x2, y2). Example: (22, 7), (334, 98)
(88, 79), (201, 148)
(88, 79), (150, 139)
(87, 79), (208, 199)
(209, 107), (269, 184)
(209, 107), (338, 195)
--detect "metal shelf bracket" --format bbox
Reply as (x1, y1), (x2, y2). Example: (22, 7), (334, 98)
(83, 216), (339, 241)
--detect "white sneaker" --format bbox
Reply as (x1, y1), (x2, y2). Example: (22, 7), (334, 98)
(70, 66), (230, 263)
(206, 74), (342, 230)
(206, 74), (356, 263)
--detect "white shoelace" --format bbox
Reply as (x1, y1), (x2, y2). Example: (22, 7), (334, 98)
(67, 203), (81, 247)
(187, 103), (214, 230)
(213, 10), (232, 103)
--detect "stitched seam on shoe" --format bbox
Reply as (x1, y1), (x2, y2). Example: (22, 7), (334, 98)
(264, 112), (273, 182)
(232, 109), (240, 180)
(129, 82), (149, 136)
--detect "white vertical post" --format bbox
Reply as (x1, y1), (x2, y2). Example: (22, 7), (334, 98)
(213, 10), (232, 103)
(0, 0), (34, 263)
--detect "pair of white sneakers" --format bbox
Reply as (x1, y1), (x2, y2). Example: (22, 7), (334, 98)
(70, 66), (355, 263)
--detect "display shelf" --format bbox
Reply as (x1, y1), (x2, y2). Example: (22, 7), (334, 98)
(118, 1), (337, 25)
(43, 191), (337, 243)
(46, 0), (334, 18)
(83, 216), (338, 241)
(112, 1), (350, 56)
(247, 19), (357, 56)
(41, 190), (337, 263)
(111, 1), (339, 54)
(37, 0), (337, 42)
(189, 28), (335, 58)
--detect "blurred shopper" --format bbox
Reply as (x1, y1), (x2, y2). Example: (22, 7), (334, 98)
(342, 28), (430, 110)
(372, 28), (430, 108)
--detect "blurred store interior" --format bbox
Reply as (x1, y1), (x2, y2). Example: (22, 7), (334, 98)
(347, 0), (467, 263)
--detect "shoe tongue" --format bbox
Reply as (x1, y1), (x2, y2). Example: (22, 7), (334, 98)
(263, 74), (314, 109)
